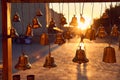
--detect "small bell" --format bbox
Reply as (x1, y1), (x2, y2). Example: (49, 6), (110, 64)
(43, 53), (57, 68)
(15, 52), (31, 70)
(32, 17), (42, 29)
(110, 24), (119, 37)
(60, 16), (67, 25)
(10, 27), (19, 38)
(102, 12), (109, 19)
(80, 14), (85, 23)
(25, 24), (33, 37)
(36, 9), (43, 16)
(27, 75), (35, 80)
(96, 25), (107, 38)
(54, 33), (66, 45)
(63, 30), (73, 40)
(103, 45), (116, 63)
(70, 15), (78, 27)
(48, 18), (56, 28)
(72, 46), (89, 64)
(13, 12), (21, 22)
(40, 33), (49, 45)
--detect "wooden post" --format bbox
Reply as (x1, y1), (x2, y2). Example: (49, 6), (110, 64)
(2, 1), (12, 80)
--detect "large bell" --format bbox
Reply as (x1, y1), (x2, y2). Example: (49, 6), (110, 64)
(25, 24), (33, 37)
(72, 46), (89, 64)
(43, 53), (57, 68)
(103, 45), (116, 63)
(96, 25), (107, 38)
(54, 33), (66, 45)
(13, 12), (21, 22)
(32, 17), (42, 29)
(110, 24), (119, 37)
(15, 52), (31, 70)
(70, 15), (78, 27)
(40, 33), (49, 45)
(60, 16), (67, 25)
(80, 14), (85, 23)
(63, 30), (73, 40)
(36, 9), (43, 16)
(10, 27), (19, 38)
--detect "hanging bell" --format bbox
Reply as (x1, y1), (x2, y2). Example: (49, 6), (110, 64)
(43, 53), (57, 68)
(63, 30), (73, 40)
(103, 45), (116, 63)
(15, 52), (31, 70)
(80, 14), (85, 23)
(10, 27), (19, 38)
(96, 25), (107, 38)
(60, 16), (67, 25)
(40, 33), (49, 45)
(48, 18), (56, 28)
(32, 17), (42, 29)
(36, 9), (43, 16)
(110, 24), (119, 37)
(72, 46), (89, 64)
(54, 33), (66, 45)
(25, 24), (33, 37)
(70, 15), (78, 27)
(102, 12), (109, 19)
(13, 12), (21, 22)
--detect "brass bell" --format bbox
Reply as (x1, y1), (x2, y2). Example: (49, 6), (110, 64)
(54, 33), (66, 45)
(110, 24), (119, 37)
(15, 52), (31, 70)
(25, 24), (33, 37)
(13, 75), (20, 80)
(27, 75), (35, 80)
(43, 53), (57, 68)
(63, 30), (72, 40)
(72, 46), (89, 64)
(40, 33), (49, 45)
(96, 25), (107, 38)
(102, 12), (109, 19)
(36, 9), (43, 16)
(48, 18), (56, 28)
(13, 12), (21, 22)
(70, 15), (78, 27)
(32, 17), (42, 29)
(103, 45), (116, 63)
(60, 16), (67, 25)
(10, 27), (19, 38)
(80, 14), (85, 23)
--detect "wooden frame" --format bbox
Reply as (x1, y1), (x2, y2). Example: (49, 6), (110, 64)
(1, 0), (119, 80)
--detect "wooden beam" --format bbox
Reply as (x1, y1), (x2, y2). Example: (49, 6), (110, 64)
(7, 0), (120, 3)
(2, 1), (12, 80)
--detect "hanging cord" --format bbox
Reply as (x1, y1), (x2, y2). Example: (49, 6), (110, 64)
(68, 3), (70, 25)
(51, 3), (54, 18)
(59, 3), (62, 29)
(81, 3), (84, 15)
(91, 3), (94, 20)
(100, 3), (103, 18)
(74, 2), (77, 15)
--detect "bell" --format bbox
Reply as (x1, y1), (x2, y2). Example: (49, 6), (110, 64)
(13, 75), (20, 80)
(60, 16), (67, 25)
(48, 18), (56, 28)
(63, 30), (73, 40)
(10, 27), (19, 38)
(13, 12), (21, 22)
(27, 75), (35, 80)
(96, 25), (107, 38)
(110, 24), (119, 37)
(25, 24), (33, 37)
(43, 53), (57, 68)
(102, 12), (109, 19)
(72, 46), (89, 64)
(15, 52), (31, 70)
(36, 9), (43, 16)
(54, 33), (66, 45)
(103, 45), (116, 63)
(32, 17), (42, 29)
(40, 33), (49, 45)
(70, 15), (78, 27)
(80, 14), (85, 23)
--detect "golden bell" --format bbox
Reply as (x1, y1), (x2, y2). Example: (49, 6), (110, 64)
(10, 27), (19, 38)
(48, 18), (56, 28)
(80, 14), (85, 23)
(40, 33), (49, 45)
(15, 52), (31, 70)
(110, 24), (119, 37)
(25, 24), (33, 37)
(70, 15), (78, 27)
(72, 46), (89, 64)
(36, 9), (43, 16)
(54, 33), (66, 45)
(43, 53), (57, 68)
(60, 16), (67, 25)
(13, 75), (20, 80)
(103, 45), (116, 63)
(32, 17), (42, 29)
(63, 30), (72, 40)
(13, 12), (21, 22)
(96, 25), (107, 38)
(27, 75), (35, 80)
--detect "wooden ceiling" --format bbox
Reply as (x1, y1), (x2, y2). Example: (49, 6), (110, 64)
(7, 0), (120, 3)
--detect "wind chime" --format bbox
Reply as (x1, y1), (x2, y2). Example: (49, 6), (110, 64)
(15, 4), (32, 70)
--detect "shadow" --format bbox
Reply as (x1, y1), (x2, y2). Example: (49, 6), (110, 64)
(76, 63), (88, 80)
